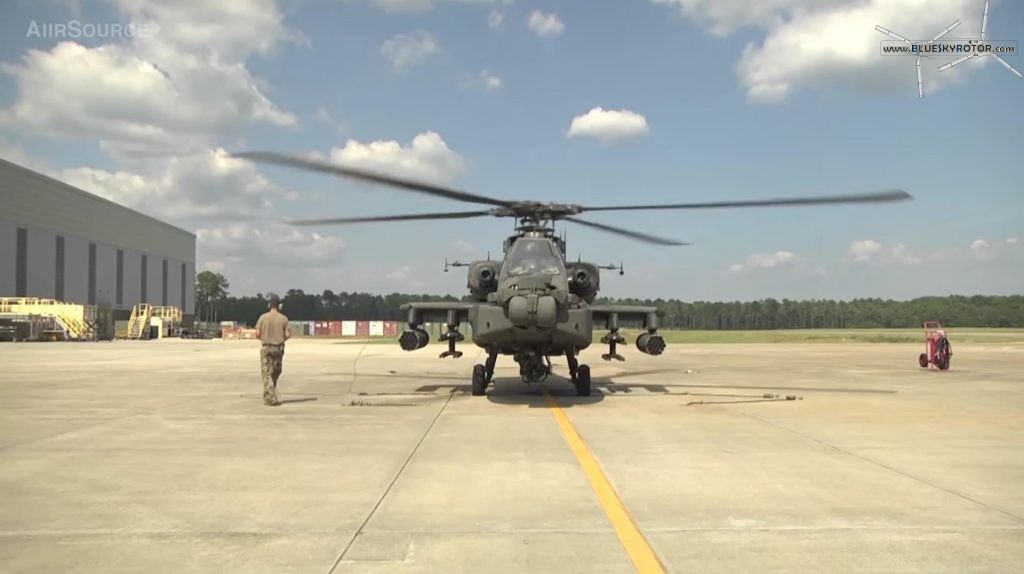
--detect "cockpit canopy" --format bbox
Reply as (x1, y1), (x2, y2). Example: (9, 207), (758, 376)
(501, 238), (564, 278)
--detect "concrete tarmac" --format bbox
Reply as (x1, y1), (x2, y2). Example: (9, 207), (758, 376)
(1, 338), (1022, 573)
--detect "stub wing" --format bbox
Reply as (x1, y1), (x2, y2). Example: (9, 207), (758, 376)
(589, 305), (661, 329)
(399, 302), (475, 326)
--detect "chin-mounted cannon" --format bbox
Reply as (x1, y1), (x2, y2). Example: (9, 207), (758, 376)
(598, 309), (665, 362)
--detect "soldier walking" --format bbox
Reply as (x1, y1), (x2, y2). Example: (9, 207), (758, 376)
(255, 295), (291, 406)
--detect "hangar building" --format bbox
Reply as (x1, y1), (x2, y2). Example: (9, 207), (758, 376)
(0, 158), (196, 325)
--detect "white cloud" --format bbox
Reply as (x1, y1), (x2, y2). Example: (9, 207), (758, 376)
(566, 107), (650, 143)
(372, 0), (435, 13)
(386, 265), (413, 281)
(381, 31), (441, 70)
(528, 10), (564, 37)
(1007, 238), (1021, 245)
(889, 243), (923, 265)
(370, 0), (504, 14)
(462, 69), (503, 91)
(0, 1), (301, 155)
(653, 0), (984, 102)
(328, 131), (464, 185)
(728, 251), (797, 273)
(197, 222), (346, 270)
(489, 8), (504, 28)
(489, 0), (515, 28)
(968, 238), (991, 260)
(55, 148), (286, 221)
(651, 0), (835, 36)
(848, 239), (883, 262)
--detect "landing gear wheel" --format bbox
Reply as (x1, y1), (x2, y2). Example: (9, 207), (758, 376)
(918, 353), (928, 368)
(575, 364), (591, 397)
(471, 364), (487, 396)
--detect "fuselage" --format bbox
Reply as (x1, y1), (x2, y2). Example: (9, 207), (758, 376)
(468, 235), (593, 356)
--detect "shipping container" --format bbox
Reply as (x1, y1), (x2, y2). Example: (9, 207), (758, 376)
(304, 322), (313, 336)
(383, 321), (399, 336)
(342, 321), (356, 336)
(314, 321), (330, 336)
(369, 321), (384, 336)
(288, 322), (304, 337)
(356, 321), (370, 336)
(328, 321), (342, 336)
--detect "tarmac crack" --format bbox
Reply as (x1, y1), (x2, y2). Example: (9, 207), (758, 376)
(744, 413), (1024, 526)
(0, 405), (180, 452)
(327, 387), (456, 573)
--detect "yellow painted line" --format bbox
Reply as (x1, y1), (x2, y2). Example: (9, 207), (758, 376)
(544, 390), (667, 574)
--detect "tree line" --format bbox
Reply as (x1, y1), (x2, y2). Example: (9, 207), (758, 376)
(197, 279), (1024, 330)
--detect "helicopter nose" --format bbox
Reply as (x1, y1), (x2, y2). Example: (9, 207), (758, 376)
(508, 294), (557, 328)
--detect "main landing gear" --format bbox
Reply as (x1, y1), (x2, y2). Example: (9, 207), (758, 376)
(566, 348), (591, 397)
(472, 351), (499, 396)
(471, 349), (591, 396)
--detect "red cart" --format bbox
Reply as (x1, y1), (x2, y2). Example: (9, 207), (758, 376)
(918, 321), (952, 370)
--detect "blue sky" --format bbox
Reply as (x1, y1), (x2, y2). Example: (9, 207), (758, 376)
(0, 0), (1021, 300)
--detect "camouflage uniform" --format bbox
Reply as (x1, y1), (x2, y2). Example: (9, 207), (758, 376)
(255, 300), (290, 406)
(260, 344), (284, 405)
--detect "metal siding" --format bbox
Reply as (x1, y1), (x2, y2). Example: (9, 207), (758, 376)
(26, 227), (55, 298)
(0, 158), (195, 262)
(95, 243), (117, 307)
(161, 258), (168, 306)
(15, 225), (27, 296)
(55, 235), (65, 300)
(147, 255), (161, 306)
(116, 249), (124, 305)
(180, 262), (186, 312)
(0, 220), (16, 296)
(65, 234), (89, 304)
(183, 261), (195, 314)
(88, 242), (97, 304)
(140, 254), (148, 303)
(122, 248), (141, 307)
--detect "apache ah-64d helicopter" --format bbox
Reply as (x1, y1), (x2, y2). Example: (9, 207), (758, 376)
(235, 151), (911, 396)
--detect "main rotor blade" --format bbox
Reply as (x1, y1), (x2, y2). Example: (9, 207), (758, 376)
(939, 54), (972, 71)
(991, 54), (1023, 78)
(579, 189), (912, 212)
(563, 216), (690, 246)
(233, 151), (512, 208)
(285, 210), (493, 226)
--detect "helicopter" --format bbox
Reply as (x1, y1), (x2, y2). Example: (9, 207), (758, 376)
(233, 150), (912, 396)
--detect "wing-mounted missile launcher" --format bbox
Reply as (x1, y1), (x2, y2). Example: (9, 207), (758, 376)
(232, 149), (913, 396)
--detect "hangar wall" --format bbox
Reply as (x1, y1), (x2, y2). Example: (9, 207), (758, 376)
(0, 159), (196, 320)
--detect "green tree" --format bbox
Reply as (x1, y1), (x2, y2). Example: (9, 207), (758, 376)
(195, 270), (230, 324)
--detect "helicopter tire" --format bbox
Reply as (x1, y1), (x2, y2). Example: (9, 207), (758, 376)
(471, 364), (487, 396)
(576, 364), (591, 397)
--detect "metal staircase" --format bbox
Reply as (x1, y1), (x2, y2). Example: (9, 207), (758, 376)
(0, 297), (95, 341)
(125, 303), (153, 340)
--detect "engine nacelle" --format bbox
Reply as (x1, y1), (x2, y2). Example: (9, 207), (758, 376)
(467, 260), (501, 301)
(566, 262), (600, 303)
